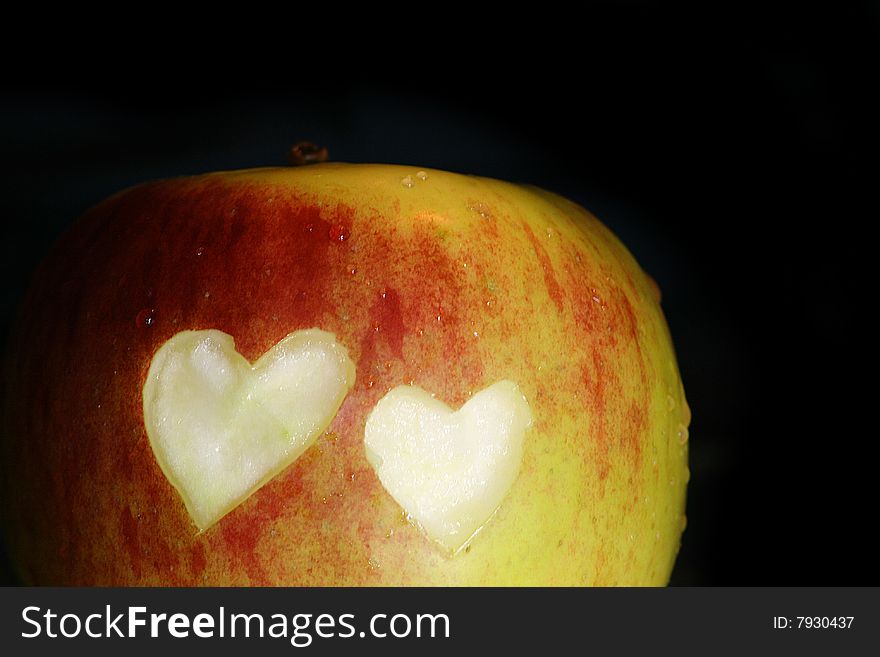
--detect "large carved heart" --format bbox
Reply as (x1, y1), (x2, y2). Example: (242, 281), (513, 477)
(364, 381), (533, 553)
(142, 328), (355, 531)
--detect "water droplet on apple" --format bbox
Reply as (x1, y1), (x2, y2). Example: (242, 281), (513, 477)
(666, 395), (676, 411)
(676, 423), (689, 444)
(328, 224), (349, 242)
(468, 202), (491, 219)
(416, 171), (428, 181)
(195, 246), (205, 256)
(682, 398), (692, 426)
(135, 308), (156, 328)
(401, 175), (414, 188)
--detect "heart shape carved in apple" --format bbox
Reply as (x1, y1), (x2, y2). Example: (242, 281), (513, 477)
(364, 381), (533, 553)
(142, 328), (355, 531)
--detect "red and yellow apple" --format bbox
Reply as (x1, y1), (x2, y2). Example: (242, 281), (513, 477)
(1, 163), (689, 585)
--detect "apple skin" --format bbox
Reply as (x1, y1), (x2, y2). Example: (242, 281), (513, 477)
(1, 163), (689, 585)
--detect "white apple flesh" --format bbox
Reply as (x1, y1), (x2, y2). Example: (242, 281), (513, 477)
(142, 328), (356, 531)
(364, 381), (533, 553)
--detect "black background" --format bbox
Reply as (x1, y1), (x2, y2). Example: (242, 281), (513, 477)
(1, 4), (876, 585)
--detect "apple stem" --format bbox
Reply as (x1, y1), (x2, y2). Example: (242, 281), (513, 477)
(287, 142), (329, 166)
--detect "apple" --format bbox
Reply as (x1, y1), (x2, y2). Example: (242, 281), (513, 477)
(1, 163), (689, 585)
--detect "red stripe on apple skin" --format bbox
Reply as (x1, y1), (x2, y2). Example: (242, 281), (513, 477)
(522, 222), (565, 313)
(217, 483), (280, 586)
(562, 241), (651, 482)
(188, 541), (206, 582)
(358, 288), (406, 391)
(120, 508), (143, 581)
(406, 225), (485, 406)
(579, 355), (612, 481)
(624, 401), (648, 473)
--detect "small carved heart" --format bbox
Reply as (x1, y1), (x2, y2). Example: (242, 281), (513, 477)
(364, 381), (533, 553)
(142, 328), (355, 531)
